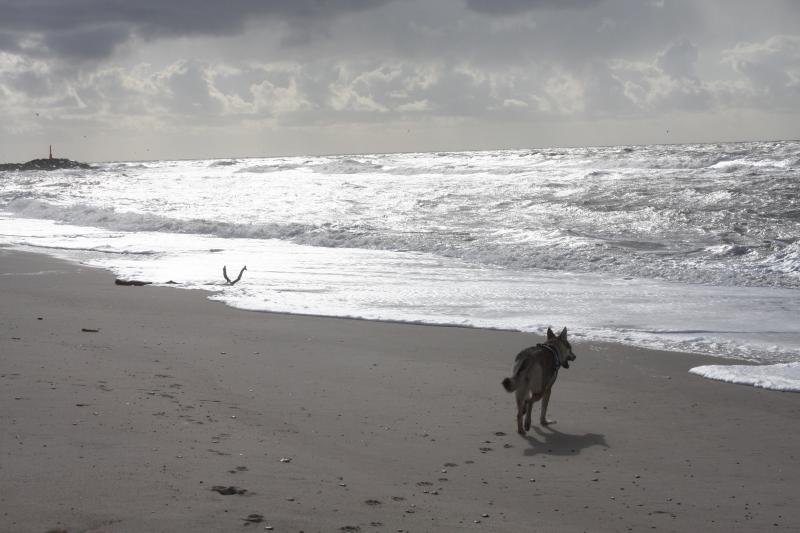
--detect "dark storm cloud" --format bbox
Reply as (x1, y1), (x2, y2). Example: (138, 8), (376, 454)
(42, 24), (132, 60)
(0, 0), (396, 59)
(464, 0), (605, 15)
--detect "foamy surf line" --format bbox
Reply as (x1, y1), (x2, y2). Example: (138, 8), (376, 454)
(690, 363), (800, 392)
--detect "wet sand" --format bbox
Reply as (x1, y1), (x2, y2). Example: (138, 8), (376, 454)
(1, 248), (798, 532)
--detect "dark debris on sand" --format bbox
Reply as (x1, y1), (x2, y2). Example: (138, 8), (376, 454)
(211, 485), (247, 495)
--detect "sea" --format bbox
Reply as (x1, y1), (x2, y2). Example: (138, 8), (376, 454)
(2, 141), (799, 390)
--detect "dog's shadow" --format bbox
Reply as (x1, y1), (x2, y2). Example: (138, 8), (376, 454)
(522, 425), (607, 456)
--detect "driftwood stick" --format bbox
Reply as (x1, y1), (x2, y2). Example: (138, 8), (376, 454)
(223, 265), (247, 285)
(115, 278), (151, 286)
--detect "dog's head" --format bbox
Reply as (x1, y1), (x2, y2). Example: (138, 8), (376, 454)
(547, 327), (576, 368)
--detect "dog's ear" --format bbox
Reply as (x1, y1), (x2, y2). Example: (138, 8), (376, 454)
(547, 327), (556, 340)
(559, 327), (568, 340)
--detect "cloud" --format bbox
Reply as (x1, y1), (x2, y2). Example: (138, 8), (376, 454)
(0, 34), (789, 138)
(723, 35), (800, 109)
(656, 37), (699, 80)
(0, 0), (396, 60)
(157, 60), (223, 116)
(209, 64), (313, 117)
(610, 39), (713, 113)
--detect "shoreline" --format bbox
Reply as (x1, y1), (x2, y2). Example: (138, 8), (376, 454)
(2, 248), (799, 532)
(9, 242), (786, 365)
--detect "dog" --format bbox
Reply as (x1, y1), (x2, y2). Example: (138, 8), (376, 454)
(501, 327), (576, 435)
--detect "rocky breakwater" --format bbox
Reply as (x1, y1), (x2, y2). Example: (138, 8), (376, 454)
(0, 158), (92, 171)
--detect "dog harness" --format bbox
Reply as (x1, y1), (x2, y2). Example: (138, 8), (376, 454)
(538, 343), (562, 371)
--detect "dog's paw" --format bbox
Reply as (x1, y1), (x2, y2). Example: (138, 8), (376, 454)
(540, 418), (557, 426)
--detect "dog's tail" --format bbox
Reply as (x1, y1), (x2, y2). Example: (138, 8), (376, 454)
(501, 376), (518, 392)
(502, 355), (532, 392)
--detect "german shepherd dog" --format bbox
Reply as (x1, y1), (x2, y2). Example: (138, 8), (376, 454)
(502, 327), (576, 435)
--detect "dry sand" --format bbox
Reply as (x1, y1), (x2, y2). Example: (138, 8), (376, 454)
(1, 248), (798, 533)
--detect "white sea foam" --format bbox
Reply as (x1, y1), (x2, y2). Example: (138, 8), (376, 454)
(690, 363), (800, 392)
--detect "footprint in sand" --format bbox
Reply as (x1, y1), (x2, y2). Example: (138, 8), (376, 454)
(207, 449), (231, 456)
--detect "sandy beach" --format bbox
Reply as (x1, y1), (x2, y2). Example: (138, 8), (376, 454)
(1, 247), (798, 533)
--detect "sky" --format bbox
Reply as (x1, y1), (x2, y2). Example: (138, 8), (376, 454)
(0, 0), (799, 162)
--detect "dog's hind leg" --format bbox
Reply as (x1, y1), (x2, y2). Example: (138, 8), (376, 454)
(539, 389), (556, 426)
(524, 392), (542, 432)
(515, 389), (527, 435)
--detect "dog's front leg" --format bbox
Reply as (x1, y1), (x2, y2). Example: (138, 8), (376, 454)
(540, 389), (556, 426)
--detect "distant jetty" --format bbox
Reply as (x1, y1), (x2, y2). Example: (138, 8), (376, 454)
(0, 145), (92, 171)
(0, 158), (93, 171)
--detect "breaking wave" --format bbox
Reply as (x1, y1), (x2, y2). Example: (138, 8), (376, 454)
(4, 187), (799, 289)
